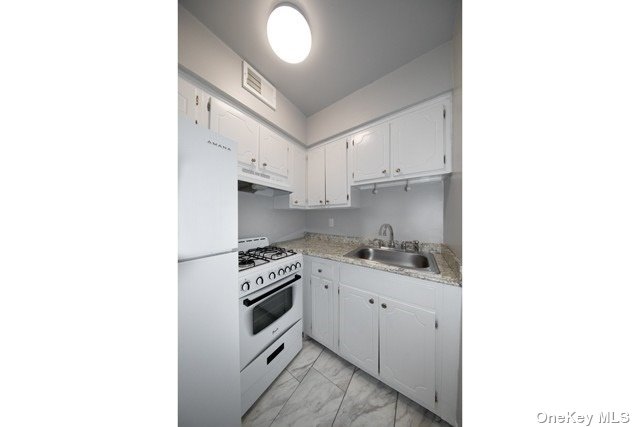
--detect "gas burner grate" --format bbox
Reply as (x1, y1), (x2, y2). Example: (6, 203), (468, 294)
(246, 246), (296, 261)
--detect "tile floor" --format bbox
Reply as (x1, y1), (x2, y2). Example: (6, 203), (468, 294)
(242, 337), (450, 427)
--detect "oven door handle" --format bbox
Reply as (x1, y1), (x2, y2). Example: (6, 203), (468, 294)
(243, 274), (301, 307)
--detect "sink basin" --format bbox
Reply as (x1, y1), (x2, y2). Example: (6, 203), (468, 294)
(343, 246), (440, 273)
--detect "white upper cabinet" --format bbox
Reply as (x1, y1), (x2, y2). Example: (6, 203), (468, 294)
(390, 102), (447, 177)
(351, 123), (389, 183)
(259, 126), (289, 177)
(307, 146), (326, 208)
(178, 78), (207, 127)
(210, 99), (259, 168)
(289, 144), (307, 207)
(324, 139), (348, 206)
(379, 296), (437, 410)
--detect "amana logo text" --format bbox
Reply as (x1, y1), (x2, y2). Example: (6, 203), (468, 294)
(206, 139), (231, 151)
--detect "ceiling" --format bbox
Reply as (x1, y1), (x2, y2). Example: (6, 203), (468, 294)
(179, 0), (458, 117)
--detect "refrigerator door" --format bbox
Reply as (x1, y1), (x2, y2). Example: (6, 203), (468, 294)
(179, 252), (240, 427)
(179, 116), (238, 260)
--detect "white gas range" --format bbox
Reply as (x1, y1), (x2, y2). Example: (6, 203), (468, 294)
(237, 237), (303, 414)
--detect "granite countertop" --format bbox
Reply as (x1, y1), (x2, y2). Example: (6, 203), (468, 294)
(278, 233), (461, 287)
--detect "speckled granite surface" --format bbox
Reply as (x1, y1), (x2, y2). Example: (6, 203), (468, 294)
(277, 233), (461, 287)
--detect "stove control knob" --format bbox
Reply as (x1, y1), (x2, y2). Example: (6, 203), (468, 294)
(241, 282), (250, 292)
(285, 266), (291, 273)
(278, 268), (284, 276)
(269, 272), (276, 280)
(256, 276), (264, 285)
(295, 262), (302, 268)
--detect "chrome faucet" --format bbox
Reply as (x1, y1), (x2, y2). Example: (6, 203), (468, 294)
(378, 223), (395, 248)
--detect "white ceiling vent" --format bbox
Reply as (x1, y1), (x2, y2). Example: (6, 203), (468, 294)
(242, 61), (277, 110)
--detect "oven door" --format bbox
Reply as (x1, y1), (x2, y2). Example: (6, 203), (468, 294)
(239, 274), (302, 369)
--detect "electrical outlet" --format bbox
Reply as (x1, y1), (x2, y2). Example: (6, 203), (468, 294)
(329, 218), (334, 228)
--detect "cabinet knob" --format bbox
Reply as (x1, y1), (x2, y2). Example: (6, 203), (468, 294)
(294, 200), (298, 204)
(325, 200), (330, 204)
(324, 284), (329, 289)
(396, 168), (401, 173)
(382, 169), (387, 174)
(369, 298), (374, 304)
(263, 162), (267, 167)
(319, 200), (323, 204)
(381, 303), (387, 309)
(251, 158), (256, 163)
(318, 269), (322, 273)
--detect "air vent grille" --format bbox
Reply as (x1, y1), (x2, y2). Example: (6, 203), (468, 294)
(242, 61), (276, 110)
(246, 67), (262, 93)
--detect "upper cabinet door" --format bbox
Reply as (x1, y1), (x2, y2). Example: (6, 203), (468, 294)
(210, 99), (259, 168)
(307, 146), (325, 207)
(379, 296), (436, 410)
(178, 78), (206, 127)
(290, 144), (307, 207)
(352, 123), (390, 183)
(259, 126), (289, 178)
(390, 103), (446, 177)
(324, 139), (348, 206)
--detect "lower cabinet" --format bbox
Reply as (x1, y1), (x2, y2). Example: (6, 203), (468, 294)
(310, 275), (333, 348)
(379, 296), (436, 410)
(302, 255), (461, 427)
(338, 285), (378, 374)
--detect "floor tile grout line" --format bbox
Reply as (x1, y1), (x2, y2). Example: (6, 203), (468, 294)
(267, 375), (302, 427)
(269, 343), (325, 427)
(330, 366), (357, 426)
(393, 392), (399, 426)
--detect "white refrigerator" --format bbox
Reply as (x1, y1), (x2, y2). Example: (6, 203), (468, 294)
(178, 115), (240, 427)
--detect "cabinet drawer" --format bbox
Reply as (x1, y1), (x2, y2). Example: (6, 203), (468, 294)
(311, 260), (333, 279)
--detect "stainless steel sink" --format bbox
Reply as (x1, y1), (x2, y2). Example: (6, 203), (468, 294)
(343, 246), (440, 273)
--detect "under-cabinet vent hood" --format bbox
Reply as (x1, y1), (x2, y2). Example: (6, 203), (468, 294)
(238, 179), (290, 197)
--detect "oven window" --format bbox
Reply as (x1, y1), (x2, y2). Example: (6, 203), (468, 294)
(252, 287), (293, 335)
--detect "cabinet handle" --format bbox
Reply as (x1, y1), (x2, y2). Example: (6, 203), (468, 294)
(369, 298), (374, 304)
(251, 158), (256, 163)
(324, 284), (329, 289)
(382, 169), (387, 174)
(263, 162), (267, 167)
(381, 303), (387, 309)
(396, 168), (401, 173)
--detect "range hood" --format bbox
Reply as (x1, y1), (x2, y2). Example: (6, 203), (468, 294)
(238, 179), (291, 197)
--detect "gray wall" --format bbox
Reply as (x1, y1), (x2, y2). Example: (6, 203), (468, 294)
(443, 3), (462, 260)
(178, 5), (307, 144)
(306, 42), (454, 145)
(238, 192), (306, 243)
(305, 183), (444, 243)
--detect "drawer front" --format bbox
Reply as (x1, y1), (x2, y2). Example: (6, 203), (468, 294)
(311, 260), (333, 279)
(339, 262), (437, 310)
(240, 320), (303, 414)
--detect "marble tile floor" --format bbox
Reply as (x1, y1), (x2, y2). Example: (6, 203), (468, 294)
(242, 337), (451, 427)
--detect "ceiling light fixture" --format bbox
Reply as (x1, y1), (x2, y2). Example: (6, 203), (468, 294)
(267, 4), (311, 64)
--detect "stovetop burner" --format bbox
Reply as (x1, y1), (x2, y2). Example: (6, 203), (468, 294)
(238, 246), (297, 271)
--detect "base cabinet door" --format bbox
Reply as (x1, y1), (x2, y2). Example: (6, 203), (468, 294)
(311, 276), (333, 348)
(379, 296), (437, 409)
(338, 285), (378, 374)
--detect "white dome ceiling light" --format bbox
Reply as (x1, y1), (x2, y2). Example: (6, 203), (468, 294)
(267, 4), (312, 64)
